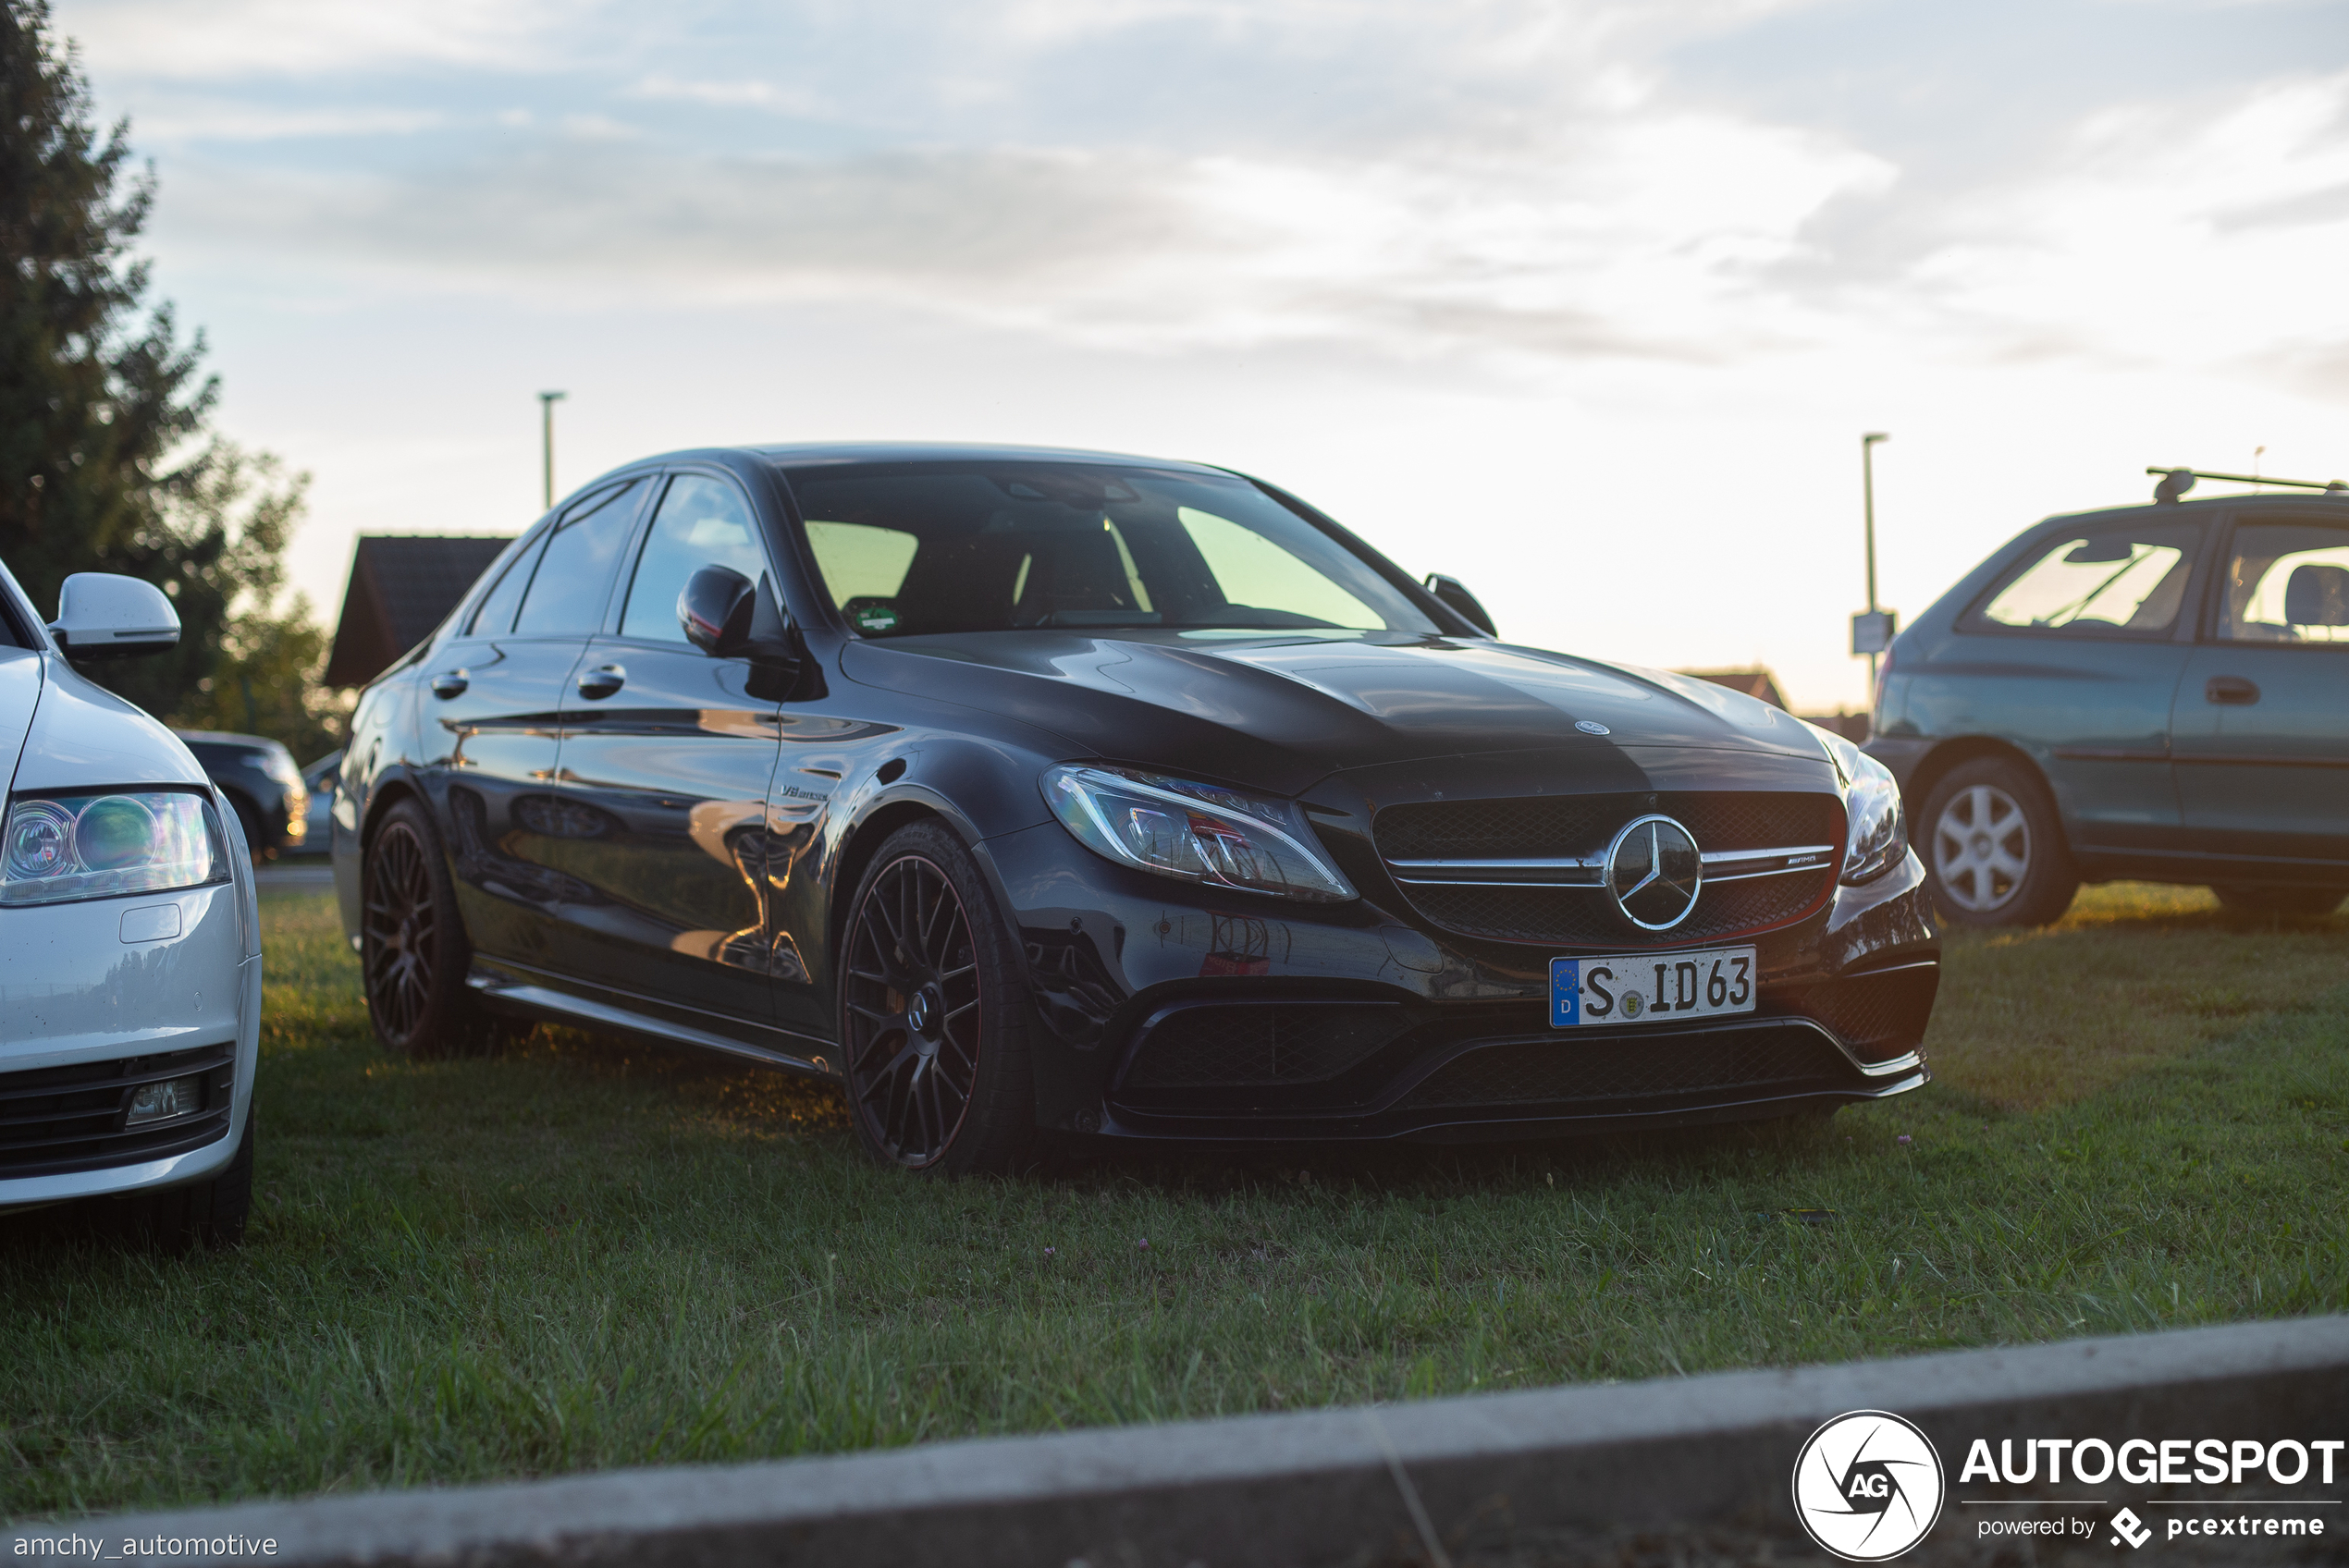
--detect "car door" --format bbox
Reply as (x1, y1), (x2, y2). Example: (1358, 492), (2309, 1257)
(2170, 510), (2349, 872)
(422, 477), (647, 967)
(546, 471), (797, 1038)
(1937, 515), (2208, 859)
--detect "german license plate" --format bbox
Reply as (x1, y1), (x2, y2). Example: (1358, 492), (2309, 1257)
(1550, 946), (1756, 1028)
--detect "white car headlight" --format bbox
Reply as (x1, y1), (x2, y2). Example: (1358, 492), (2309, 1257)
(1042, 765), (1357, 903)
(0, 790), (230, 906)
(1805, 726), (1908, 886)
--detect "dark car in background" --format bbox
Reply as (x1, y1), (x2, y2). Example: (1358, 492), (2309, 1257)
(177, 730), (308, 860)
(336, 444), (1937, 1173)
(1867, 470), (2349, 925)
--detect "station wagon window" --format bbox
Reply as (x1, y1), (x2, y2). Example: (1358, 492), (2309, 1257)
(620, 475), (769, 643)
(1978, 523), (2200, 637)
(786, 464), (1435, 639)
(2218, 521), (2349, 644)
(512, 480), (643, 637)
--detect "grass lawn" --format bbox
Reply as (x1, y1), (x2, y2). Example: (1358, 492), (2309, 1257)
(4, 883), (2345, 1523)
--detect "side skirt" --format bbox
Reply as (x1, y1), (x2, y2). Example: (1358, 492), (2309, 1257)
(467, 962), (842, 1081)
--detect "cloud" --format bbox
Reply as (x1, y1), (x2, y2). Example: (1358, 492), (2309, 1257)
(624, 74), (832, 117)
(68, 0), (576, 79)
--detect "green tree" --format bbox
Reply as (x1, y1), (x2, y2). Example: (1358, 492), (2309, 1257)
(2, 0), (334, 753)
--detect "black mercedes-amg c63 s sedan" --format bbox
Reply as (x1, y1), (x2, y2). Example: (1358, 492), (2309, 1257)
(333, 444), (1937, 1172)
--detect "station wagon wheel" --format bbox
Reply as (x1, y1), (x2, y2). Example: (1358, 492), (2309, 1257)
(839, 822), (1039, 1174)
(363, 798), (499, 1057)
(1920, 757), (2078, 928)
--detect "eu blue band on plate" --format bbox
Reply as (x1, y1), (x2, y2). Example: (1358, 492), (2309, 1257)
(1550, 957), (1579, 1027)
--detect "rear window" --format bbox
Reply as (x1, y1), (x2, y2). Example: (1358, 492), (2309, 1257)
(1977, 522), (2201, 636)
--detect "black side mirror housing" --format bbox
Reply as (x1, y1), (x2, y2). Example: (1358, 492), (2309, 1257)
(679, 566), (802, 670)
(1422, 573), (1497, 637)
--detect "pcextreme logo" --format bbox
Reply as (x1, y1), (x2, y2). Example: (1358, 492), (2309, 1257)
(1792, 1410), (1948, 1562)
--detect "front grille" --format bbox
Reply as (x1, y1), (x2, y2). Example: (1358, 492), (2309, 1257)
(1124, 1005), (1409, 1089)
(1797, 964), (1937, 1062)
(1375, 790), (1840, 860)
(1403, 1023), (1850, 1109)
(1373, 790), (1841, 949)
(0, 1046), (235, 1178)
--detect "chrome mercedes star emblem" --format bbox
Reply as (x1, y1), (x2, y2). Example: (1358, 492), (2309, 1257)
(1575, 719), (1610, 735)
(1604, 815), (1703, 930)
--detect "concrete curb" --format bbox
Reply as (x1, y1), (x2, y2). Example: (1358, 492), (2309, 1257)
(10, 1315), (2345, 1566)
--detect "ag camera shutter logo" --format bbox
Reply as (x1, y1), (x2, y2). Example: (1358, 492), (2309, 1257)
(1792, 1410), (1946, 1561)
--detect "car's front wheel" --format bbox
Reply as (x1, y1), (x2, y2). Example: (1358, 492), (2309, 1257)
(2211, 884), (2346, 919)
(363, 799), (498, 1056)
(1921, 757), (2079, 927)
(838, 821), (1039, 1174)
(113, 1114), (254, 1250)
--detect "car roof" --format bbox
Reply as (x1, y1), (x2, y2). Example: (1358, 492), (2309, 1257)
(174, 730), (289, 752)
(631, 441), (1236, 475)
(2035, 491), (2349, 530)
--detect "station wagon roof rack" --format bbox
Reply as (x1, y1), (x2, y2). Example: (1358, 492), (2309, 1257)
(2147, 466), (2349, 504)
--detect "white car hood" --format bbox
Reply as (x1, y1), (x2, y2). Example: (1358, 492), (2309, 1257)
(4, 653), (206, 795)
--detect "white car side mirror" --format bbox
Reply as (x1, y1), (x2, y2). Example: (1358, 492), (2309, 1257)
(48, 573), (182, 660)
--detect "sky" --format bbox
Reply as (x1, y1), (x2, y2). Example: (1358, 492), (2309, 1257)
(60, 0), (2349, 711)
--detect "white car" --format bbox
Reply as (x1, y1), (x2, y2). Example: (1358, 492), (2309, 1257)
(0, 568), (262, 1245)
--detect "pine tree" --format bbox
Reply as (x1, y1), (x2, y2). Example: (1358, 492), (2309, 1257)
(1, 0), (324, 741)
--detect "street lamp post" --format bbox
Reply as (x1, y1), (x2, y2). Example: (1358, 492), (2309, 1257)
(1861, 431), (1890, 687)
(539, 390), (568, 509)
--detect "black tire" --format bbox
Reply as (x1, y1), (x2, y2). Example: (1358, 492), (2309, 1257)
(362, 798), (497, 1057)
(2211, 884), (2347, 918)
(838, 821), (1039, 1175)
(1919, 756), (2079, 927)
(116, 1113), (254, 1250)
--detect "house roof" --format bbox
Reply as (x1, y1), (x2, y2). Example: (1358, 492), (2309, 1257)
(323, 535), (514, 687)
(1678, 668), (1788, 711)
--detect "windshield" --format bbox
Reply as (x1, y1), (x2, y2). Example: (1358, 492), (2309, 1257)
(782, 462), (1439, 639)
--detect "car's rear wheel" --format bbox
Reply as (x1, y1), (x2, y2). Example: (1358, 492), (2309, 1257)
(363, 799), (499, 1057)
(1921, 757), (2078, 927)
(839, 822), (1039, 1174)
(2210, 884), (2346, 918)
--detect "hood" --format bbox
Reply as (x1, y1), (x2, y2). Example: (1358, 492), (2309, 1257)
(9, 656), (206, 795)
(841, 631), (1826, 795)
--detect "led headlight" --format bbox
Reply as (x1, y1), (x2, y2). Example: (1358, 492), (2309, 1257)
(1805, 726), (1908, 886)
(0, 790), (229, 906)
(1042, 765), (1356, 902)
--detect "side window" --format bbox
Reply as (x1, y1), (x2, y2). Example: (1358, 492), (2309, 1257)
(2218, 521), (2349, 644)
(513, 481), (643, 637)
(1977, 522), (2201, 637)
(620, 475), (769, 643)
(463, 534), (547, 637)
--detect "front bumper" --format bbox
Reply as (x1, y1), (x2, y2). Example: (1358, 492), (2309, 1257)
(0, 864), (262, 1212)
(984, 821), (1937, 1143)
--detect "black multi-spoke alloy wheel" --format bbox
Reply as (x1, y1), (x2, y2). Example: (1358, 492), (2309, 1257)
(840, 822), (1039, 1174)
(1920, 756), (2079, 928)
(363, 799), (497, 1057)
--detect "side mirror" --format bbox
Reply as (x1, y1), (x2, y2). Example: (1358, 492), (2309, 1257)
(1422, 573), (1497, 637)
(49, 573), (181, 659)
(679, 566), (801, 668)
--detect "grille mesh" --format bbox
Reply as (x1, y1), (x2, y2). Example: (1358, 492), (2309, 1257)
(1123, 1006), (1408, 1088)
(0, 1045), (235, 1177)
(1797, 966), (1938, 1062)
(1402, 870), (1827, 947)
(1404, 1024), (1848, 1108)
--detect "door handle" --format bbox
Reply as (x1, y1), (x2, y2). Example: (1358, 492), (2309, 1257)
(429, 669), (469, 699)
(575, 663), (626, 700)
(2205, 675), (2260, 705)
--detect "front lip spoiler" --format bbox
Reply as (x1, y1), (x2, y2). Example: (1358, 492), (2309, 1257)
(1098, 1013), (1927, 1143)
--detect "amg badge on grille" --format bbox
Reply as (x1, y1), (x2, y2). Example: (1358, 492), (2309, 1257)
(1605, 815), (1703, 930)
